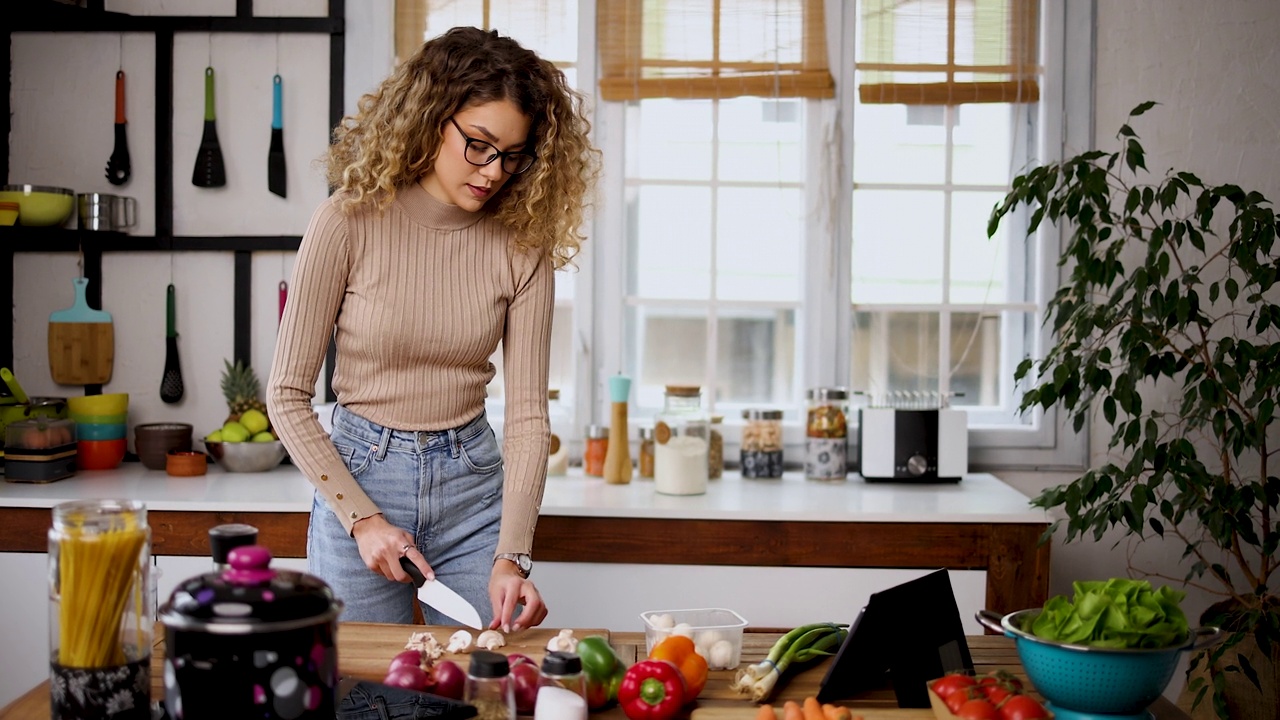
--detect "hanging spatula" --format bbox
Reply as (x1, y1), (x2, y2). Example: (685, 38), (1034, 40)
(268, 74), (287, 198)
(192, 66), (227, 188)
(160, 284), (185, 403)
(105, 70), (131, 185)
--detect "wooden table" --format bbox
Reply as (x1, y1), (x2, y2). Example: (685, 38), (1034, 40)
(0, 624), (1190, 719)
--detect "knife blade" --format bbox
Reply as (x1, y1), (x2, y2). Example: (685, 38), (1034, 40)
(399, 556), (483, 629)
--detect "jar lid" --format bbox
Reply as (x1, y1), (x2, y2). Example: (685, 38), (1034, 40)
(664, 385), (701, 397)
(541, 651), (582, 675)
(807, 387), (849, 401)
(742, 408), (784, 420)
(469, 650), (510, 678)
(585, 424), (610, 439)
(158, 545), (342, 634)
(208, 523), (259, 564)
(638, 426), (655, 440)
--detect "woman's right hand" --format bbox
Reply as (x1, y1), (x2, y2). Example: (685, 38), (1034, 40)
(351, 513), (433, 582)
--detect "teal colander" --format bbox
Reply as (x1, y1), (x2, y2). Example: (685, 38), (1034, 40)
(977, 609), (1221, 715)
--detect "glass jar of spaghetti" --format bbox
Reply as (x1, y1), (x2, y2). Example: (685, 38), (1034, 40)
(741, 408), (784, 479)
(583, 424), (609, 477)
(48, 499), (152, 720)
(805, 387), (849, 481)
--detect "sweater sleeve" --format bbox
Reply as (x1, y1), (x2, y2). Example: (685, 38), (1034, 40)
(267, 198), (381, 535)
(496, 248), (554, 556)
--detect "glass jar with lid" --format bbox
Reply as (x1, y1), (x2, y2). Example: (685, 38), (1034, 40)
(741, 408), (784, 479)
(547, 389), (570, 477)
(466, 650), (516, 720)
(805, 387), (849, 481)
(583, 424), (608, 477)
(707, 415), (724, 479)
(653, 385), (709, 495)
(637, 426), (656, 479)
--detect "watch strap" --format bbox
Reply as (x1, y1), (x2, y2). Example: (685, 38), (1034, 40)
(494, 552), (532, 578)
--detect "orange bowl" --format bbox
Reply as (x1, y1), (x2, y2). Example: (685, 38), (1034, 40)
(166, 450), (207, 477)
(77, 438), (126, 470)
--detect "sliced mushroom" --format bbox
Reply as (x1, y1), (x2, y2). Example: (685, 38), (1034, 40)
(404, 631), (446, 661)
(476, 629), (506, 650)
(545, 628), (578, 652)
(447, 630), (474, 653)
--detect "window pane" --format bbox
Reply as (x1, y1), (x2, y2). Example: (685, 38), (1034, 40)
(716, 187), (803, 302)
(953, 103), (1013, 185)
(851, 190), (944, 304)
(718, 98), (804, 183)
(491, 0), (579, 63)
(851, 311), (940, 401)
(949, 311), (1034, 427)
(547, 304), (575, 404)
(950, 190), (1009, 303)
(852, 99), (945, 184)
(628, 306), (707, 411)
(631, 186), (712, 300)
(715, 310), (796, 406)
(628, 100), (714, 181)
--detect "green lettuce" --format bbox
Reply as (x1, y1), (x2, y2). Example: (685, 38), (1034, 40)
(1029, 578), (1189, 649)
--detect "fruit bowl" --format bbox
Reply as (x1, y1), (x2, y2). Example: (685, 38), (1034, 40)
(203, 440), (287, 473)
(0, 185), (75, 226)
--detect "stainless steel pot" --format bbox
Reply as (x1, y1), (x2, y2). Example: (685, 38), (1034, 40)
(158, 545), (343, 719)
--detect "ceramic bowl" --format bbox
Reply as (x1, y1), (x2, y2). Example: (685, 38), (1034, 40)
(135, 423), (194, 471)
(66, 393), (129, 417)
(76, 422), (127, 441)
(77, 438), (126, 470)
(203, 440), (287, 473)
(166, 450), (207, 477)
(70, 412), (128, 425)
(0, 201), (18, 226)
(0, 185), (75, 227)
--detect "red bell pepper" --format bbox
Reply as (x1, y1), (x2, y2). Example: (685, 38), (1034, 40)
(618, 660), (686, 720)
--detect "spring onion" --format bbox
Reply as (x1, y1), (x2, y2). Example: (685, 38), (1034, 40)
(730, 622), (849, 702)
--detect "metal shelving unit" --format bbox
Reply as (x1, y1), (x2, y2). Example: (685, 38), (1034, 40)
(1, 0), (343, 398)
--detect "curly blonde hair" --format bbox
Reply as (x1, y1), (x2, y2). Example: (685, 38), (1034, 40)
(326, 27), (599, 268)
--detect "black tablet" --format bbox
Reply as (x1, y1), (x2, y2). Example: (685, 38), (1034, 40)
(815, 569), (973, 708)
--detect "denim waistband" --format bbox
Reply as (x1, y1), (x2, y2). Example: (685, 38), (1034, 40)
(330, 404), (490, 454)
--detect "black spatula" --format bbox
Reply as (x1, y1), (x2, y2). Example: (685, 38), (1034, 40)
(192, 66), (226, 188)
(268, 74), (287, 198)
(160, 284), (185, 404)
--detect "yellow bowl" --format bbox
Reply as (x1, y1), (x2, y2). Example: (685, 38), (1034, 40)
(0, 201), (18, 226)
(66, 392), (129, 417)
(0, 185), (75, 227)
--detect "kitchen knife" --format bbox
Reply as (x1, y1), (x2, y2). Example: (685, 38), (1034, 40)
(399, 556), (483, 629)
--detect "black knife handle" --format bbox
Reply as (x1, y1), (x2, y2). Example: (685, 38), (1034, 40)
(399, 556), (426, 588)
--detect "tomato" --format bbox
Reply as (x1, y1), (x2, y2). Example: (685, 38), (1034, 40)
(944, 688), (973, 714)
(931, 673), (978, 699)
(997, 695), (1049, 720)
(981, 683), (1014, 706)
(956, 698), (999, 720)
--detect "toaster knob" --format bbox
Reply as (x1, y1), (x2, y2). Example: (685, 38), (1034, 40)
(906, 454), (929, 476)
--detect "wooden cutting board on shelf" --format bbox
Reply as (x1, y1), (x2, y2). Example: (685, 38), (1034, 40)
(48, 277), (113, 385)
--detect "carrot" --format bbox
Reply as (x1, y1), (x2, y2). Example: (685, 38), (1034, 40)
(756, 704), (777, 720)
(783, 701), (803, 720)
(802, 696), (825, 720)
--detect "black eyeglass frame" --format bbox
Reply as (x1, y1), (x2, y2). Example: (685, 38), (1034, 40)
(448, 117), (538, 175)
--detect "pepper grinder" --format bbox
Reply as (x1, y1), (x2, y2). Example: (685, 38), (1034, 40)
(603, 374), (633, 484)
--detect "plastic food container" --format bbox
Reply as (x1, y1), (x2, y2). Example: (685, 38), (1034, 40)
(640, 608), (748, 670)
(5, 418), (77, 482)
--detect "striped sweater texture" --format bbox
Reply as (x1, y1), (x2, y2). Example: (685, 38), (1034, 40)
(267, 181), (553, 556)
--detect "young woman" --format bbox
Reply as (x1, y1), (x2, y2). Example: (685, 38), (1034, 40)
(268, 26), (597, 632)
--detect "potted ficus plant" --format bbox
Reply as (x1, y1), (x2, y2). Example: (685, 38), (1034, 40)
(988, 101), (1279, 720)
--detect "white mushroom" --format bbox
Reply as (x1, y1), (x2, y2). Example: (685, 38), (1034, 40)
(707, 639), (735, 669)
(405, 631), (446, 662)
(671, 622), (694, 639)
(649, 613), (675, 630)
(476, 629), (506, 650)
(447, 630), (474, 653)
(545, 628), (578, 652)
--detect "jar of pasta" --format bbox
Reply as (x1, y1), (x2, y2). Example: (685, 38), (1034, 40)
(805, 387), (849, 481)
(741, 408), (784, 479)
(48, 499), (152, 720)
(653, 385), (709, 495)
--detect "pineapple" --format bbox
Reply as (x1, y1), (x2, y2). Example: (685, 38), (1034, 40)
(221, 359), (268, 424)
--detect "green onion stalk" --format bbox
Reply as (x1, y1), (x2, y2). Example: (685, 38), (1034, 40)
(730, 622), (849, 703)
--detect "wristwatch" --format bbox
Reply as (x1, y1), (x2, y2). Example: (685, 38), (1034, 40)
(494, 553), (532, 578)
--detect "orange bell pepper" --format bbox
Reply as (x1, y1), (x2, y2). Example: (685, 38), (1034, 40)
(649, 635), (708, 700)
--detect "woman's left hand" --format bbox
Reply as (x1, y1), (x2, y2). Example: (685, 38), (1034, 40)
(489, 561), (547, 633)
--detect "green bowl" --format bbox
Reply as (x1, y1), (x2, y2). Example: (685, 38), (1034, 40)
(70, 412), (128, 425)
(0, 185), (74, 227)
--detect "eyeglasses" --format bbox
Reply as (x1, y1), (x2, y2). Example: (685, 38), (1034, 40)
(449, 117), (537, 175)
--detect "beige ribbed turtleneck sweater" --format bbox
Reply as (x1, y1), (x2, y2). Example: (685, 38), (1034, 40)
(267, 182), (552, 556)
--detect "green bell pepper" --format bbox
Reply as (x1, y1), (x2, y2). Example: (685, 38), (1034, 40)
(577, 635), (629, 711)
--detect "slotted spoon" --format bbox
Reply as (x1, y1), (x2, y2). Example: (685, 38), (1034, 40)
(160, 283), (185, 403)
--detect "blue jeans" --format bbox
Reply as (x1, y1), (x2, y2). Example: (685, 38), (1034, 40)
(308, 405), (504, 626)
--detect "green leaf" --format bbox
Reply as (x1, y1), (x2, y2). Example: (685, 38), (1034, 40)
(1131, 100), (1158, 116)
(1226, 278), (1239, 301)
(1104, 396), (1117, 424)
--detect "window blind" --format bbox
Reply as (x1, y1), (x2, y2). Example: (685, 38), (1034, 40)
(597, 0), (835, 101)
(858, 0), (1039, 105)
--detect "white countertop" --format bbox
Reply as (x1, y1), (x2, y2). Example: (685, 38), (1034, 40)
(0, 464), (1048, 523)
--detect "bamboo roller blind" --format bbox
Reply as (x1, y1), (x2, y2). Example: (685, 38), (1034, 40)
(597, 0), (835, 101)
(858, 0), (1039, 105)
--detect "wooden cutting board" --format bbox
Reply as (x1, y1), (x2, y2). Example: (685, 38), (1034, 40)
(336, 622), (611, 679)
(692, 708), (937, 720)
(48, 277), (113, 385)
